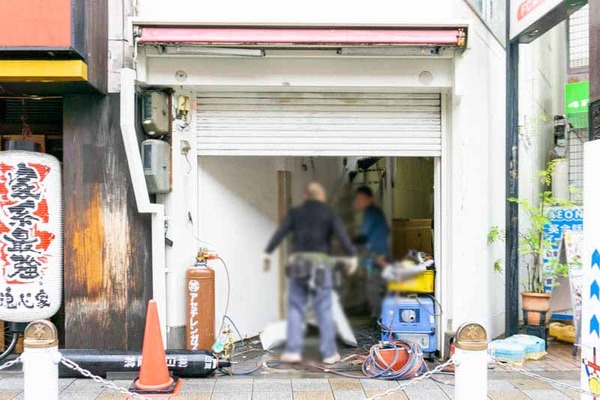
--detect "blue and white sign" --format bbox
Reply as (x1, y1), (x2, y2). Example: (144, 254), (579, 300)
(543, 206), (583, 291)
(581, 140), (600, 398)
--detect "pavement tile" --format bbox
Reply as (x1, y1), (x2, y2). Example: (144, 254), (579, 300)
(59, 393), (101, 400)
(436, 382), (454, 399)
(556, 380), (581, 400)
(253, 392), (293, 400)
(488, 380), (518, 391)
(293, 391), (334, 400)
(181, 379), (216, 393)
(509, 379), (552, 390)
(404, 390), (450, 400)
(332, 390), (366, 400)
(176, 393), (212, 400)
(0, 391), (19, 400)
(253, 379), (292, 393)
(211, 392), (252, 400)
(0, 378), (23, 391)
(364, 390), (408, 400)
(213, 379), (253, 392)
(360, 380), (398, 391)
(61, 379), (105, 394)
(59, 378), (76, 392)
(487, 390), (529, 400)
(329, 379), (362, 391)
(292, 379), (331, 392)
(522, 389), (571, 399)
(401, 379), (440, 392)
(96, 392), (127, 400)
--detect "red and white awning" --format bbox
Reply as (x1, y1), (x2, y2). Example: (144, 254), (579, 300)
(138, 27), (466, 47)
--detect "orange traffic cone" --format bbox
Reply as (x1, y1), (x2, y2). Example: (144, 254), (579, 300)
(130, 300), (182, 397)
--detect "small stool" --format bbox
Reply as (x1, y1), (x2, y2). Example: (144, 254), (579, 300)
(522, 308), (548, 347)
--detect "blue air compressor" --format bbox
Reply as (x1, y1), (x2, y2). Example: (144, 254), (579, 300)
(380, 296), (437, 355)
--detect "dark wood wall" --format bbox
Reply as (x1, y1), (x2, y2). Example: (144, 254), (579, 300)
(63, 94), (152, 350)
(591, 0), (600, 140)
(84, 0), (108, 93)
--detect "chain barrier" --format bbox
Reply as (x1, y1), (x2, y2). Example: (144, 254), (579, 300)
(491, 356), (596, 397)
(60, 357), (151, 400)
(0, 356), (21, 371)
(367, 357), (455, 400)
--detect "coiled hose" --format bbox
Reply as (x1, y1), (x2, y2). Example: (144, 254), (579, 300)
(362, 340), (428, 379)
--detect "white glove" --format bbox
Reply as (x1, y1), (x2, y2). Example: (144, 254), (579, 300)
(263, 253), (273, 272)
(345, 257), (358, 276)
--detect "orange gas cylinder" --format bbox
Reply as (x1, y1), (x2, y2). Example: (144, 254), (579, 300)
(186, 263), (215, 351)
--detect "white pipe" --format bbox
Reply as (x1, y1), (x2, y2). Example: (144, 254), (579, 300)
(120, 68), (168, 346)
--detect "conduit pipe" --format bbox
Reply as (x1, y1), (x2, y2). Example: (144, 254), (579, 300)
(120, 68), (168, 345)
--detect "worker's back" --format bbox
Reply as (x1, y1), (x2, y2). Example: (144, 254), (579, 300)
(265, 199), (355, 256)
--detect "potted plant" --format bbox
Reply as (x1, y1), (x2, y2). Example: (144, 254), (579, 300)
(488, 161), (574, 326)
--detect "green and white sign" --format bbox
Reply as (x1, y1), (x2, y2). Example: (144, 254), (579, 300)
(565, 81), (589, 129)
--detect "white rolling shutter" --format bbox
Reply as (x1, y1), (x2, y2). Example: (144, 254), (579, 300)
(196, 92), (442, 156)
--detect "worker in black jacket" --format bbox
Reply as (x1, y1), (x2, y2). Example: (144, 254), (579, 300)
(263, 181), (357, 365)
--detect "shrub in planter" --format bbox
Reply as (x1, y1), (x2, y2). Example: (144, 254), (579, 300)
(488, 161), (576, 326)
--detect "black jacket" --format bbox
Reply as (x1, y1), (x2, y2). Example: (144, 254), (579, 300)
(265, 200), (356, 256)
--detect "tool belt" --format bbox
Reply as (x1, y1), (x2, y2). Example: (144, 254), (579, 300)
(286, 253), (331, 290)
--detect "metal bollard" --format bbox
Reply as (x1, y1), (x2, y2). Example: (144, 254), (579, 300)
(454, 322), (488, 400)
(22, 320), (61, 400)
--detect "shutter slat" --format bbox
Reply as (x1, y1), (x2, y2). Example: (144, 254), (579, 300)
(196, 92), (442, 156)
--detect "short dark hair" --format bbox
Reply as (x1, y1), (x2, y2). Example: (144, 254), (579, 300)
(355, 185), (374, 198)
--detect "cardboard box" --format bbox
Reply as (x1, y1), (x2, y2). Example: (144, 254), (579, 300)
(392, 219), (433, 259)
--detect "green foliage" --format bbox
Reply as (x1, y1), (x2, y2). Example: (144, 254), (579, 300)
(488, 161), (577, 293)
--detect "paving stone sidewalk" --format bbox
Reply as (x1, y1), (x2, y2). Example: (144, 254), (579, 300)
(0, 372), (584, 399)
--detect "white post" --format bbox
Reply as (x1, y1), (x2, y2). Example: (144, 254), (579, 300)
(454, 322), (488, 400)
(22, 321), (61, 400)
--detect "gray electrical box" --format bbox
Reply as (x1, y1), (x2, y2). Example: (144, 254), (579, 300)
(142, 139), (171, 194)
(141, 91), (170, 137)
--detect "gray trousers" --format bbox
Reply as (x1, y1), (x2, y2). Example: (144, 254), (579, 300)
(286, 267), (336, 358)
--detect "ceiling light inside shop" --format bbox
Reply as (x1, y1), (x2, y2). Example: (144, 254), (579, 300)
(160, 46), (265, 57)
(338, 46), (445, 57)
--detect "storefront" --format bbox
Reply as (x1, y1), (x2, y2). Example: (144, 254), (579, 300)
(127, 0), (509, 354)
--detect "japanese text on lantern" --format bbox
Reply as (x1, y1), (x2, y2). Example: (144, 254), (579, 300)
(0, 162), (54, 310)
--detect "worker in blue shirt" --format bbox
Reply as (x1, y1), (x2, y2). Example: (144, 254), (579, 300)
(353, 186), (390, 319)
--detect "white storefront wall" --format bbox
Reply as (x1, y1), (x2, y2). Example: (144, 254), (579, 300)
(134, 0), (507, 347)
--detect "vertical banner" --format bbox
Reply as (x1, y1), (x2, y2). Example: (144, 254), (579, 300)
(582, 140), (600, 398)
(0, 151), (62, 322)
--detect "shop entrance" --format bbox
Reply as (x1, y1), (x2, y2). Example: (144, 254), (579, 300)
(193, 88), (445, 354)
(197, 155), (442, 354)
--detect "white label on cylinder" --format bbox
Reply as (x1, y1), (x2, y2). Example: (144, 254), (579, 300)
(0, 151), (62, 321)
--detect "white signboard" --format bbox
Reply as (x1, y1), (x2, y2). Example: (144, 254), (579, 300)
(510, 0), (562, 39)
(582, 140), (600, 398)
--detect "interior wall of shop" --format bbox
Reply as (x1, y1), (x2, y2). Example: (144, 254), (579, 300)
(136, 0), (510, 341)
(517, 23), (567, 294)
(63, 94), (153, 349)
(394, 158), (434, 219)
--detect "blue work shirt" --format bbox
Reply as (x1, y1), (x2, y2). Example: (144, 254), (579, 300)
(359, 205), (390, 257)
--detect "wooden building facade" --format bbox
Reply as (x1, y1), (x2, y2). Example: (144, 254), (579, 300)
(0, 0), (152, 350)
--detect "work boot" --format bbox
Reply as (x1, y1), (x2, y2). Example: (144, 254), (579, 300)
(281, 352), (302, 363)
(323, 353), (341, 365)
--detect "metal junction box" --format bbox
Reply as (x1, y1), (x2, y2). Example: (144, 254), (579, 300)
(142, 139), (170, 194)
(141, 91), (170, 137)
